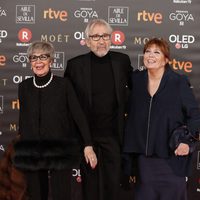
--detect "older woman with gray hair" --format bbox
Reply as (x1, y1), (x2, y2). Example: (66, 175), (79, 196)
(13, 41), (91, 200)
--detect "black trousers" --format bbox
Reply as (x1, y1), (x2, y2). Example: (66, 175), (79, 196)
(80, 136), (121, 200)
(25, 169), (71, 200)
(135, 155), (187, 200)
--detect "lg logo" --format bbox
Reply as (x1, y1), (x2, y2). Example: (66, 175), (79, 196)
(169, 34), (195, 49)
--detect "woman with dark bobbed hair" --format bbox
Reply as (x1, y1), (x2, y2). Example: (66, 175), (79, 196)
(13, 41), (91, 200)
(123, 38), (200, 200)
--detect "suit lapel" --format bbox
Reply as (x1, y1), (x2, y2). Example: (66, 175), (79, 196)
(83, 52), (92, 106)
(110, 52), (120, 103)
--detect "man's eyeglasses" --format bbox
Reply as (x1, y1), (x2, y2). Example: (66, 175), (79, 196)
(29, 54), (50, 62)
(89, 34), (111, 41)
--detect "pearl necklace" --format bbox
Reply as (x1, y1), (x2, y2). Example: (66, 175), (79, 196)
(33, 73), (53, 88)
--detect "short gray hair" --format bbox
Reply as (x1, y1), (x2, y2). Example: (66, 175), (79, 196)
(85, 19), (113, 39)
(27, 41), (55, 60)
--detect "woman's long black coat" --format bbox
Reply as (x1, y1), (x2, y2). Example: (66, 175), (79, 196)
(14, 76), (90, 170)
(123, 66), (200, 176)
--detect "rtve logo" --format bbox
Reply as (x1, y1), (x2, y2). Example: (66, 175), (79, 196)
(169, 59), (192, 73)
(137, 10), (163, 24)
(43, 8), (68, 21)
(0, 55), (6, 67)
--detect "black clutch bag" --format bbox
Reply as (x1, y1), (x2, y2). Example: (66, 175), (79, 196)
(169, 126), (200, 153)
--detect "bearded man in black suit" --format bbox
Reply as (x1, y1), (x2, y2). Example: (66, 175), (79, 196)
(64, 18), (132, 200)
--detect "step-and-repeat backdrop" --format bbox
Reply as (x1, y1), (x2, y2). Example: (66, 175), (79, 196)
(0, 0), (200, 199)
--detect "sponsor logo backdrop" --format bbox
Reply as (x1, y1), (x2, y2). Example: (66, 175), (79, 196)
(0, 0), (199, 199)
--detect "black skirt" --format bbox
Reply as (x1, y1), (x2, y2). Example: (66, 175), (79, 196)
(135, 155), (187, 200)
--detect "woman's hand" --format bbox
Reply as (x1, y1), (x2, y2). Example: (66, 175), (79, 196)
(174, 143), (190, 156)
(84, 146), (97, 169)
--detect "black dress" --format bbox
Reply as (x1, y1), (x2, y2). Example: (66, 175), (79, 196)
(13, 71), (90, 200)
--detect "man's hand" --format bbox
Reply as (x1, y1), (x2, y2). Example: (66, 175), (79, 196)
(84, 146), (97, 169)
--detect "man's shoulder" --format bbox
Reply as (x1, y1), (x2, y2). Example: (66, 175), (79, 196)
(68, 52), (90, 63)
(109, 51), (131, 64)
(109, 51), (130, 58)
